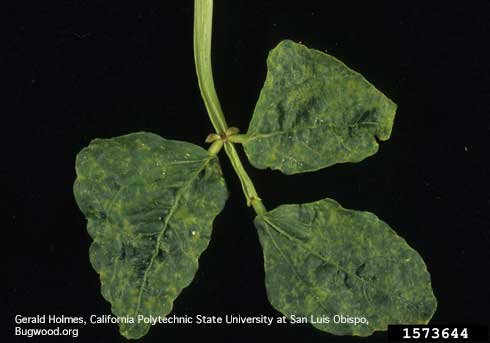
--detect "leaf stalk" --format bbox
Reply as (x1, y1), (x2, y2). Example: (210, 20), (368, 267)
(194, 0), (266, 215)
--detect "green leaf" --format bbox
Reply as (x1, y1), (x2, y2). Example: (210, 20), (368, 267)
(254, 198), (437, 336)
(244, 40), (397, 174)
(73, 132), (228, 339)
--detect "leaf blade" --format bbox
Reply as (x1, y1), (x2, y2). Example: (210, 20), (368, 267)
(255, 198), (437, 336)
(74, 132), (228, 339)
(244, 40), (397, 174)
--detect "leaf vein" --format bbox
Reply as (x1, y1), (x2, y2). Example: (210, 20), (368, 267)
(133, 156), (213, 317)
(263, 216), (365, 283)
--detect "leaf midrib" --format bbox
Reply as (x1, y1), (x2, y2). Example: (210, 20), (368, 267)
(246, 120), (379, 143)
(133, 155), (214, 317)
(262, 215), (366, 283)
(261, 218), (333, 315)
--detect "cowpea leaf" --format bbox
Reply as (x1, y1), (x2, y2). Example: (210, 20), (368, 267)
(244, 40), (397, 174)
(73, 132), (228, 339)
(254, 198), (437, 336)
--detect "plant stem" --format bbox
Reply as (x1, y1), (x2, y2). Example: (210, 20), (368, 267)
(193, 0), (266, 215)
(227, 134), (249, 144)
(224, 143), (266, 215)
(193, 0), (228, 135)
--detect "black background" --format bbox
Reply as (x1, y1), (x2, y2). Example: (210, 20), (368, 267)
(5, 1), (490, 342)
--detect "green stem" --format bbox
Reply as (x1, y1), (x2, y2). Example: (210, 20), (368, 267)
(207, 140), (224, 155)
(227, 134), (249, 144)
(224, 143), (266, 215)
(193, 0), (228, 135)
(194, 0), (266, 215)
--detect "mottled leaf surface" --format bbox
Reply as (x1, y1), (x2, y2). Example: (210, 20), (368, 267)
(255, 198), (436, 336)
(74, 132), (228, 339)
(244, 40), (397, 174)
